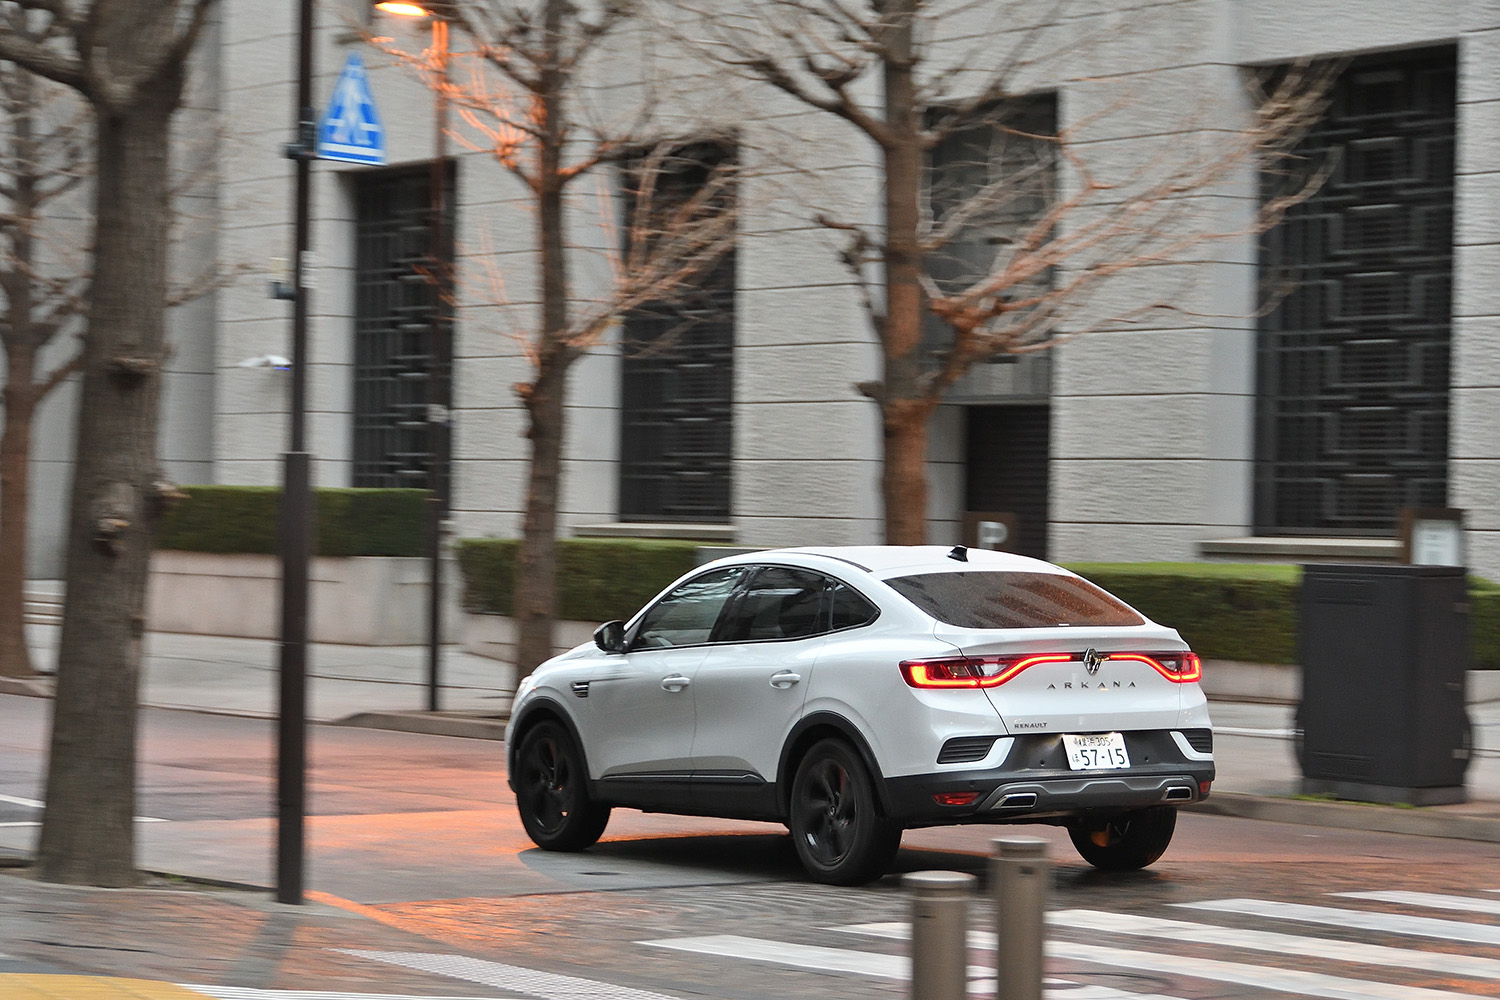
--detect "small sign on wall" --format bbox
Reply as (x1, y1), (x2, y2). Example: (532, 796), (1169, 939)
(1400, 507), (1466, 567)
(963, 511), (1019, 552)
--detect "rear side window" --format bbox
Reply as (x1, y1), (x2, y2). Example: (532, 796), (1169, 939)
(886, 571), (1143, 628)
(718, 566), (829, 641)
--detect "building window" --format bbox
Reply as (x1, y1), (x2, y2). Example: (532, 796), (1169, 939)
(1255, 47), (1455, 535)
(352, 162), (456, 490)
(924, 95), (1058, 359)
(618, 142), (736, 523)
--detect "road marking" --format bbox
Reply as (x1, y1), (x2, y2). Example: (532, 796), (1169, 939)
(0, 793), (42, 808)
(1339, 890), (1500, 916)
(0, 792), (166, 823)
(842, 912), (1500, 982)
(640, 934), (1180, 998)
(1048, 940), (1483, 1000)
(1214, 726), (1296, 738)
(190, 988), (513, 999)
(0, 975), (209, 997)
(340, 949), (683, 1000)
(1178, 898), (1500, 946)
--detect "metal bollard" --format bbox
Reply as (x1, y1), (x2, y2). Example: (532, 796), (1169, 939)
(992, 837), (1049, 1000)
(904, 869), (975, 1000)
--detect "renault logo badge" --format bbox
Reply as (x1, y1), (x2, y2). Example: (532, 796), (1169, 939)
(1082, 648), (1104, 675)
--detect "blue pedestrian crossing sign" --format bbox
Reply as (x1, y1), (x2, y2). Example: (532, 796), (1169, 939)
(318, 53), (386, 165)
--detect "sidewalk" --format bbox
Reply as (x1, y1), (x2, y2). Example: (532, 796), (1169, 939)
(4, 620), (1500, 842)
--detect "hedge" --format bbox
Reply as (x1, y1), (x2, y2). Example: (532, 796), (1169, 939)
(452, 547), (1500, 670)
(454, 537), (701, 622)
(1068, 562), (1500, 670)
(157, 485), (429, 557)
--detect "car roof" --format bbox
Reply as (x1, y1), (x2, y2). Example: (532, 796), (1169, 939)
(712, 545), (1073, 581)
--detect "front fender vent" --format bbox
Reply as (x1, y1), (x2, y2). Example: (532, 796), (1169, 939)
(937, 735), (999, 764)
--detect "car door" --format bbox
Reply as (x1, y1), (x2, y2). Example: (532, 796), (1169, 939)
(690, 565), (832, 815)
(580, 566), (747, 807)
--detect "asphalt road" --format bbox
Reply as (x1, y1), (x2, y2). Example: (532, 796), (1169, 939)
(4, 693), (1500, 1000)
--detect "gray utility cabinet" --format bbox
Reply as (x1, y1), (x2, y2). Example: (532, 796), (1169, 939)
(1298, 563), (1472, 805)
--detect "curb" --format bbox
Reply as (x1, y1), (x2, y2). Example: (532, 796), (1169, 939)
(1185, 790), (1500, 843)
(330, 709), (509, 740)
(0, 675), (52, 698)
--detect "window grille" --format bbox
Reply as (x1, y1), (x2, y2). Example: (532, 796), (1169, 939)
(619, 143), (736, 523)
(353, 163), (455, 491)
(1255, 48), (1455, 534)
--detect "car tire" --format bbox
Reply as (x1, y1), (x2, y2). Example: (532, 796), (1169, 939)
(789, 738), (902, 885)
(514, 720), (611, 851)
(1067, 805), (1177, 871)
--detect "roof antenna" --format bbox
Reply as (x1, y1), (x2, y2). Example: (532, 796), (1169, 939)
(948, 545), (968, 562)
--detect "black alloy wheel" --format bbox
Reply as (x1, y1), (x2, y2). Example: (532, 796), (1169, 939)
(789, 738), (902, 885)
(514, 720), (611, 851)
(1067, 805), (1177, 871)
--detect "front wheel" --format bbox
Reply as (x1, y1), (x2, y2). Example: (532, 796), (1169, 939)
(514, 720), (611, 851)
(789, 738), (902, 885)
(1068, 805), (1177, 871)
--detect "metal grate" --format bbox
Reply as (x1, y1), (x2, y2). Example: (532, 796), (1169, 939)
(619, 145), (736, 523)
(352, 163), (456, 492)
(1255, 48), (1455, 534)
(1180, 729), (1213, 754)
(964, 405), (1051, 559)
(937, 735), (1000, 764)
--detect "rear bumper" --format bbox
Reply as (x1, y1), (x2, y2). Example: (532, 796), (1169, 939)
(883, 730), (1215, 826)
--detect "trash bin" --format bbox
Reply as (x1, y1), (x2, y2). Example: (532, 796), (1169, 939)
(1298, 563), (1473, 805)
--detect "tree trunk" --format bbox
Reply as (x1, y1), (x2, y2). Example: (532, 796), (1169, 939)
(881, 397), (933, 545)
(515, 357), (566, 678)
(878, 0), (929, 544)
(36, 88), (178, 886)
(514, 0), (570, 680)
(0, 359), (37, 678)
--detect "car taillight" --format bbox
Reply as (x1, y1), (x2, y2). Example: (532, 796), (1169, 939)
(899, 654), (1071, 689)
(1110, 651), (1202, 683)
(899, 650), (1202, 688)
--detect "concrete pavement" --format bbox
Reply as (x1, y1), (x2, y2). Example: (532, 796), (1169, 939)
(3, 621), (1500, 1000)
(3, 619), (1499, 845)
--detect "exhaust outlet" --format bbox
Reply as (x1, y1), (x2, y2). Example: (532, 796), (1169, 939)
(997, 792), (1038, 809)
(1163, 785), (1193, 802)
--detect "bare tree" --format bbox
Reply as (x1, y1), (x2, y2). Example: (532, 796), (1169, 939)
(380, 0), (738, 677)
(0, 10), (89, 680)
(0, 0), (214, 885)
(664, 0), (1331, 543)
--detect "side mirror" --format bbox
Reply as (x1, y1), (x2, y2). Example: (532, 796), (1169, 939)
(593, 620), (625, 653)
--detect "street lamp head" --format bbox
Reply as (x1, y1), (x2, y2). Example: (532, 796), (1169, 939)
(374, 1), (455, 17)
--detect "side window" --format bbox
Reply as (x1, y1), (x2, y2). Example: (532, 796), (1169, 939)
(718, 566), (830, 642)
(631, 567), (746, 649)
(829, 581), (879, 631)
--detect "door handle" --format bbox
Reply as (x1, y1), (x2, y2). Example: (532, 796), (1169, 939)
(769, 670), (802, 689)
(661, 674), (691, 692)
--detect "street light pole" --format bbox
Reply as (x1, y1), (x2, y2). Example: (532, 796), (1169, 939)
(425, 16), (451, 714)
(277, 0), (316, 906)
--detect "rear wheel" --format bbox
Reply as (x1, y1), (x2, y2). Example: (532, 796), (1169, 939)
(1068, 805), (1177, 871)
(789, 738), (902, 885)
(514, 720), (611, 851)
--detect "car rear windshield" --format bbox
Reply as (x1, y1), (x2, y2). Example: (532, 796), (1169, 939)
(885, 571), (1144, 628)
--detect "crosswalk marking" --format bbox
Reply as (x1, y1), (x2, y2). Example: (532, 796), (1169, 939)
(339, 949), (681, 1000)
(1178, 897), (1500, 946)
(1047, 940), (1481, 1000)
(641, 933), (990, 980)
(1339, 890), (1500, 917)
(841, 911), (1500, 982)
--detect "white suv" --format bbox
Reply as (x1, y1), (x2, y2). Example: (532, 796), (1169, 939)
(505, 545), (1215, 884)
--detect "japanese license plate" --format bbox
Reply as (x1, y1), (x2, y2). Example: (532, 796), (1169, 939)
(1062, 733), (1130, 771)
